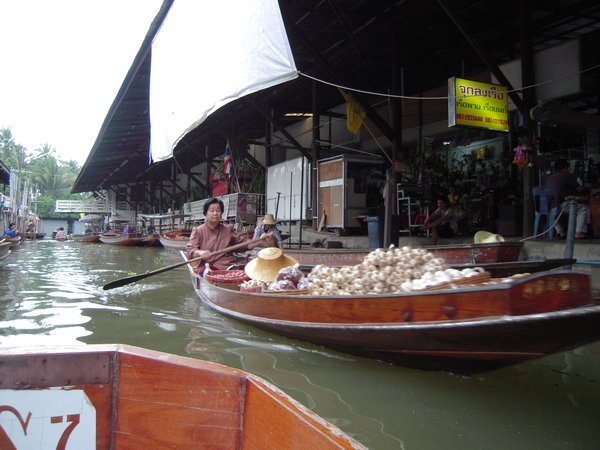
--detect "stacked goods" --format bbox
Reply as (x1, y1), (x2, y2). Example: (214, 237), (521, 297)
(306, 246), (488, 295)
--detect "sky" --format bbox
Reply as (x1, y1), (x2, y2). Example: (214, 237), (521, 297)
(0, 0), (163, 165)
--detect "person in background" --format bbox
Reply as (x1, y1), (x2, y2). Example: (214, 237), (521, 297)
(544, 158), (590, 239)
(186, 198), (268, 273)
(26, 219), (35, 233)
(84, 223), (93, 233)
(422, 198), (458, 245)
(122, 223), (132, 234)
(253, 214), (283, 249)
(55, 227), (67, 240)
(3, 223), (19, 238)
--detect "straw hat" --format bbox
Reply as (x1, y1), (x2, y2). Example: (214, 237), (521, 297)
(473, 230), (505, 244)
(262, 214), (277, 225)
(244, 247), (298, 282)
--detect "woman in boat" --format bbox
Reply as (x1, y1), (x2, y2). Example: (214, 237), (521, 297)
(55, 227), (67, 240)
(3, 223), (19, 238)
(186, 198), (268, 273)
(422, 198), (458, 245)
(252, 214), (283, 249)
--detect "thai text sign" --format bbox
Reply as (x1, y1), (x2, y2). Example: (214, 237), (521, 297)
(448, 77), (509, 132)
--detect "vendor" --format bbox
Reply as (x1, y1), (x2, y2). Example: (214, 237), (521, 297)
(422, 198), (458, 245)
(252, 214), (283, 249)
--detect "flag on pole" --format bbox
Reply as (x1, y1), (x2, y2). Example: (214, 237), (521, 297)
(223, 142), (233, 178)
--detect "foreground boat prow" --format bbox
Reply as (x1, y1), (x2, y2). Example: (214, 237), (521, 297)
(0, 344), (364, 449)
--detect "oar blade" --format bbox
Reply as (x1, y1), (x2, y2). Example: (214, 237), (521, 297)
(103, 273), (148, 290)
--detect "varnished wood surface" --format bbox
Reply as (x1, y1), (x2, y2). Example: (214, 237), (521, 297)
(0, 344), (364, 449)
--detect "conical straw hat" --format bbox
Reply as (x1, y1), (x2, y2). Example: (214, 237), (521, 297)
(473, 230), (505, 244)
(244, 247), (298, 282)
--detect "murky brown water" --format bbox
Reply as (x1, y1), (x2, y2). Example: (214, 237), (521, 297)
(1, 239), (599, 449)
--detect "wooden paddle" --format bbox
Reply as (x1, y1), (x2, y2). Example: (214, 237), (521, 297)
(102, 237), (263, 291)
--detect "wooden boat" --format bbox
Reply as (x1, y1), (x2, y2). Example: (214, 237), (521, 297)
(284, 243), (571, 278)
(0, 240), (11, 262)
(99, 232), (145, 246)
(184, 253), (600, 373)
(69, 232), (101, 243)
(159, 231), (190, 250)
(0, 344), (363, 449)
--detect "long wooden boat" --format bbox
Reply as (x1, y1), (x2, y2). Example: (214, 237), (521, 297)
(99, 232), (145, 246)
(284, 243), (571, 278)
(70, 232), (101, 243)
(184, 254), (600, 373)
(0, 240), (11, 262)
(0, 344), (363, 449)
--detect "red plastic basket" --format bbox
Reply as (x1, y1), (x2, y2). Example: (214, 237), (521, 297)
(205, 270), (249, 289)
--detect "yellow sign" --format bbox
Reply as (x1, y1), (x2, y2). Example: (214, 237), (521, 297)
(448, 77), (509, 132)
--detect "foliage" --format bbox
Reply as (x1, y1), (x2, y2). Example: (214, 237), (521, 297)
(0, 127), (83, 217)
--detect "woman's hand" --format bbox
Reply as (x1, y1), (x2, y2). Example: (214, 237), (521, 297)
(192, 249), (211, 259)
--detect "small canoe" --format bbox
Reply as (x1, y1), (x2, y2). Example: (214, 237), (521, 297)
(99, 233), (145, 246)
(0, 344), (364, 449)
(70, 232), (101, 243)
(184, 251), (600, 373)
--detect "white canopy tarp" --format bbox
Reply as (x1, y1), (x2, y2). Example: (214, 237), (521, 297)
(150, 0), (297, 162)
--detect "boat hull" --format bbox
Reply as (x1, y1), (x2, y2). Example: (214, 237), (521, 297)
(0, 344), (363, 449)
(186, 256), (600, 373)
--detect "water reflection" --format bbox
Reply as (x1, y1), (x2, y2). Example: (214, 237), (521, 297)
(0, 239), (599, 449)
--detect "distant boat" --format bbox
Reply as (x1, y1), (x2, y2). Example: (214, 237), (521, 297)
(19, 232), (46, 240)
(99, 232), (145, 246)
(70, 232), (101, 243)
(159, 229), (191, 250)
(0, 344), (364, 449)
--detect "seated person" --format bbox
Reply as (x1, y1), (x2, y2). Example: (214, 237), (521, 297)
(55, 227), (67, 240)
(253, 214), (283, 249)
(544, 158), (590, 239)
(3, 223), (19, 238)
(122, 224), (132, 234)
(26, 220), (35, 232)
(422, 198), (458, 245)
(84, 223), (93, 233)
(186, 198), (268, 272)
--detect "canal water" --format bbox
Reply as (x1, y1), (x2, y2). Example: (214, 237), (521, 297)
(0, 239), (599, 449)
